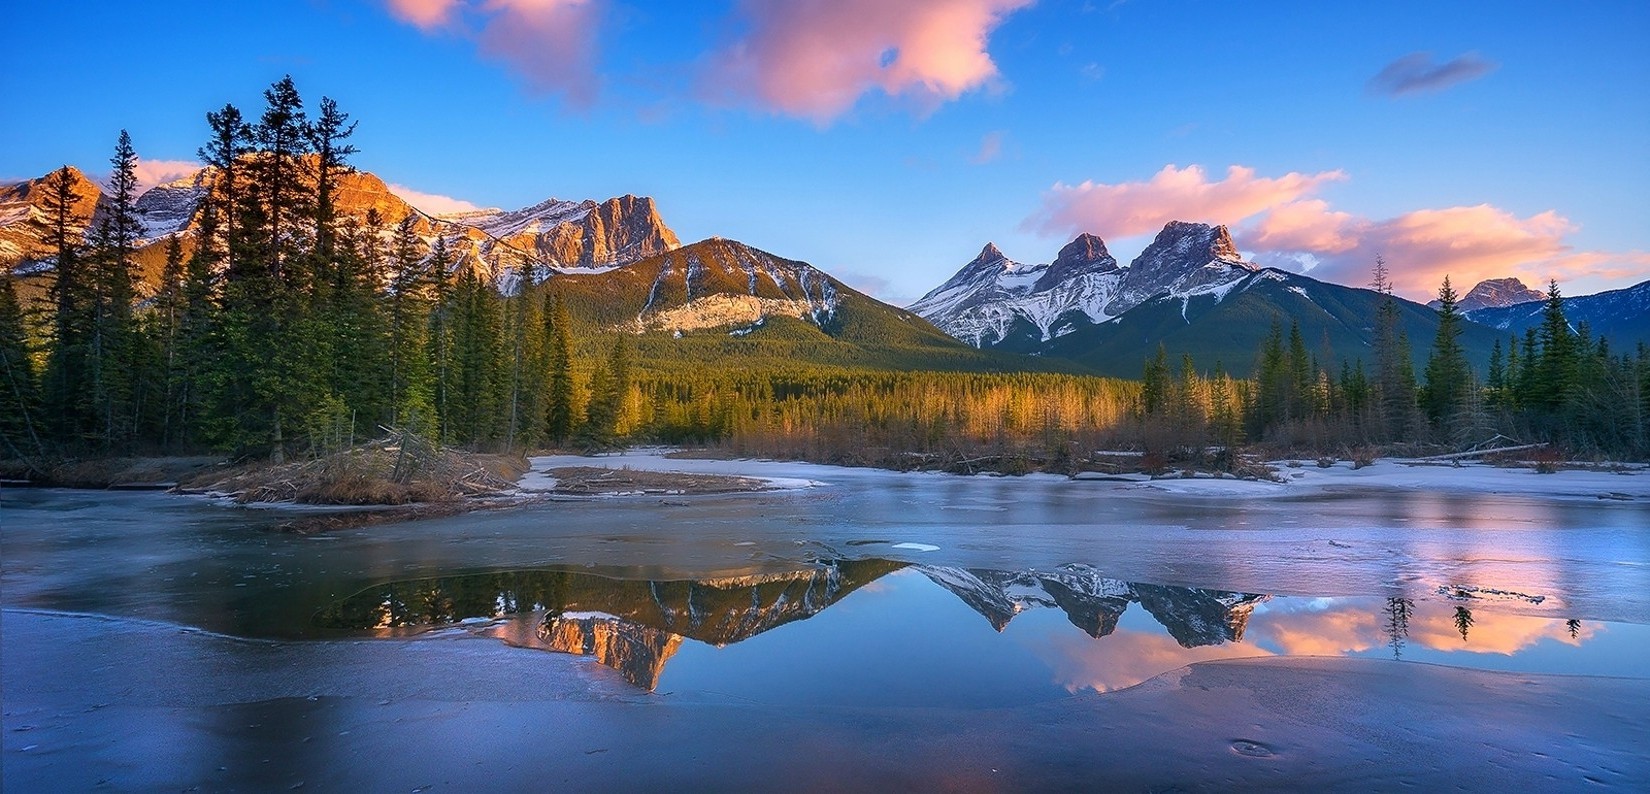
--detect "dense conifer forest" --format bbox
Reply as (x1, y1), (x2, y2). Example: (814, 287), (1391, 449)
(2, 79), (1647, 475)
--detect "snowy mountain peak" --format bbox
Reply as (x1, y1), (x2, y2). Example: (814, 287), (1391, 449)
(1108, 221), (1256, 315)
(909, 234), (1127, 348)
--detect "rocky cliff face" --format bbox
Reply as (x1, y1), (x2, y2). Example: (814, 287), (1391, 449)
(0, 166), (104, 267)
(1437, 277), (1545, 313)
(1107, 221), (1254, 316)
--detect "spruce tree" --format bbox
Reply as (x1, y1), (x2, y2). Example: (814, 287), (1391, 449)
(1422, 276), (1471, 435)
(1534, 280), (1572, 410)
(544, 294), (576, 445)
(0, 277), (45, 461)
(38, 166), (94, 446)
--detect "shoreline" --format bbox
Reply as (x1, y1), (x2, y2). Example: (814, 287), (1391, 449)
(5, 447), (1645, 511)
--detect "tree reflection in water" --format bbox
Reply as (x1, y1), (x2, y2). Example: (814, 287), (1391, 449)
(316, 564), (1594, 691)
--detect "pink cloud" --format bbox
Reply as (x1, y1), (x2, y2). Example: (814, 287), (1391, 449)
(382, 0), (603, 106)
(1246, 201), (1650, 300)
(1028, 164), (1349, 239)
(387, 183), (486, 215)
(385, 0), (463, 30)
(970, 130), (1005, 164)
(705, 0), (1034, 122)
(132, 158), (203, 193)
(1027, 162), (1650, 301)
(477, 0), (602, 106)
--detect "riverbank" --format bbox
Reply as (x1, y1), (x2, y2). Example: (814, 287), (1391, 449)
(5, 608), (1643, 791)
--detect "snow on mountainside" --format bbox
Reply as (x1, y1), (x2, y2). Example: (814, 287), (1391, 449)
(549, 237), (844, 335)
(910, 222), (1256, 350)
(907, 237), (1123, 347)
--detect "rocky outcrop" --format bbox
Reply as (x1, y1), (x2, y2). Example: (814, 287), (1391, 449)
(1439, 277), (1545, 313)
(1107, 221), (1253, 316)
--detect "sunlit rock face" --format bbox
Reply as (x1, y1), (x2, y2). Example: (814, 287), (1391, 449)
(612, 238), (841, 335)
(538, 613), (683, 690)
(0, 166), (104, 268)
(1435, 277), (1545, 313)
(0, 162), (680, 295)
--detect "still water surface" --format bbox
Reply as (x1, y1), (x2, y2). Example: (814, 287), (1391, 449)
(4, 456), (1647, 710)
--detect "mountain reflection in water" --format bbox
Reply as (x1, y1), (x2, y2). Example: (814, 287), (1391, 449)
(317, 560), (1619, 693)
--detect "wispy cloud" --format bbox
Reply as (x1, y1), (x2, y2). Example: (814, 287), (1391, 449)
(1367, 51), (1497, 97)
(382, 0), (604, 107)
(970, 130), (1005, 164)
(388, 183), (486, 215)
(702, 0), (1035, 123)
(1025, 162), (1648, 300)
(1026, 164), (1348, 239)
(385, 0), (463, 30)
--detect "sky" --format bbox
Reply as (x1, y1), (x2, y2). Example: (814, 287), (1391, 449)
(3, 0), (1647, 304)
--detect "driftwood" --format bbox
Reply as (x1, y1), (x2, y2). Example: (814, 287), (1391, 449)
(1409, 442), (1549, 462)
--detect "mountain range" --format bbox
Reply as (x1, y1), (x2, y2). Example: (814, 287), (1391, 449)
(909, 222), (1644, 376)
(3, 163), (1644, 377)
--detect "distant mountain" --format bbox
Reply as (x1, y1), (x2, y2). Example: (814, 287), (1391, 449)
(907, 235), (1122, 348)
(1465, 279), (1650, 350)
(1041, 264), (1507, 377)
(910, 223), (1258, 353)
(0, 162), (679, 293)
(1429, 277), (1545, 313)
(544, 236), (1057, 373)
(913, 220), (1520, 376)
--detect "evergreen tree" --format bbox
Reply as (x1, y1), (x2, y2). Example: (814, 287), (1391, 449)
(1140, 343), (1169, 416)
(1370, 256), (1417, 440)
(1534, 279), (1572, 410)
(577, 336), (630, 451)
(544, 294), (576, 445)
(1422, 276), (1471, 435)
(38, 166), (95, 445)
(386, 214), (434, 431)
(427, 234), (457, 443)
(86, 131), (146, 451)
(0, 277), (45, 461)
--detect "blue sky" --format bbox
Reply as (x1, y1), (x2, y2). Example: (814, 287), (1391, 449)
(3, 0), (1646, 302)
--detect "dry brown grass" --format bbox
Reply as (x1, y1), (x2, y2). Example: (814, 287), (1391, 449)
(182, 432), (528, 505)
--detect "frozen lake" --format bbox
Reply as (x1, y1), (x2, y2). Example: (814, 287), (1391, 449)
(4, 453), (1649, 789)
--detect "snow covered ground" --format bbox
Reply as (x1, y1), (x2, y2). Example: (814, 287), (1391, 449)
(520, 447), (1650, 503)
